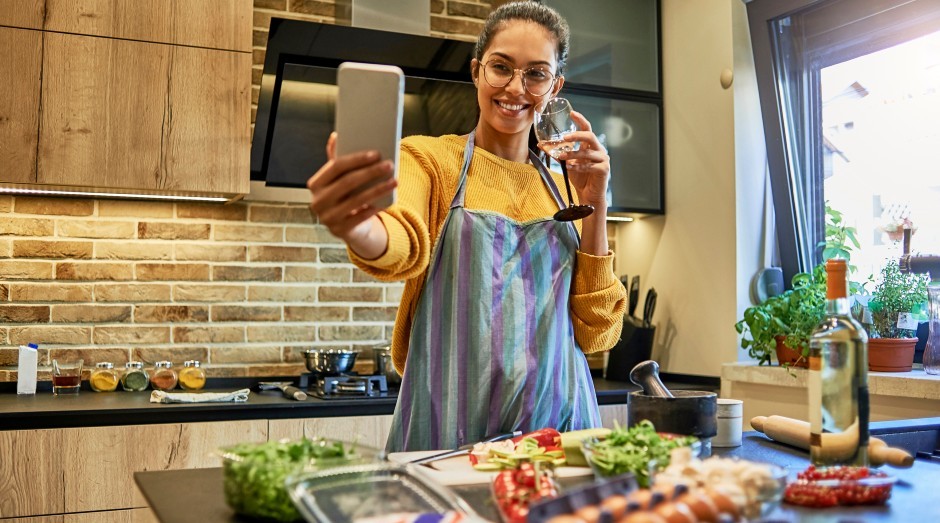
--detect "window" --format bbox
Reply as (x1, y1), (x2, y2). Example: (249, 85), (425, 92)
(747, 0), (940, 284)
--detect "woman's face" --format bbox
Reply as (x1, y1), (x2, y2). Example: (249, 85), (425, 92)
(472, 20), (564, 138)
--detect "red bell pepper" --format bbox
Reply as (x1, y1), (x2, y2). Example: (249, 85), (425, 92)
(511, 428), (561, 448)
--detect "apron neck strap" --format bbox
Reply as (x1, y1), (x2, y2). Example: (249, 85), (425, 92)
(451, 130), (568, 212)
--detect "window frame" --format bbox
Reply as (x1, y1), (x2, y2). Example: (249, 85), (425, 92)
(746, 0), (940, 285)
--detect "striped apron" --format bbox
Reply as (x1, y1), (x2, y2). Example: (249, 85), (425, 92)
(386, 131), (601, 452)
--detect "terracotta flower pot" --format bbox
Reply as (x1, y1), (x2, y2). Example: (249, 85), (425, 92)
(868, 337), (917, 372)
(774, 336), (808, 368)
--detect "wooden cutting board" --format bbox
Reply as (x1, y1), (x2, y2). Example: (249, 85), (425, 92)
(387, 450), (594, 486)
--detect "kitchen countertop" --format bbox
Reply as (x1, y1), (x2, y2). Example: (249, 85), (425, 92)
(134, 430), (940, 523)
(0, 375), (718, 431)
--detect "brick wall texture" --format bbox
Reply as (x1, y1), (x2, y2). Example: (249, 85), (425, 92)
(0, 0), (610, 382)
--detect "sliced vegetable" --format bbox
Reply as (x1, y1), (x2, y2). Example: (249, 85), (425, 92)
(470, 429), (568, 471)
(560, 428), (612, 466)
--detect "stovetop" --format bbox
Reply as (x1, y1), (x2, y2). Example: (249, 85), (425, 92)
(297, 373), (395, 400)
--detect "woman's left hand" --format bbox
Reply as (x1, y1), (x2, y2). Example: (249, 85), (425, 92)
(557, 111), (610, 208)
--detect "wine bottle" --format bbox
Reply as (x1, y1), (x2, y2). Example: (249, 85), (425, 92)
(808, 258), (869, 466)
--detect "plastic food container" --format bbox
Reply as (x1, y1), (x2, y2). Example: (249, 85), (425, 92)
(581, 433), (701, 486)
(784, 467), (896, 507)
(287, 462), (476, 523)
(219, 438), (379, 522)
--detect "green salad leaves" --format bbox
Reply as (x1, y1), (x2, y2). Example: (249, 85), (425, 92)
(583, 420), (698, 487)
(221, 438), (361, 522)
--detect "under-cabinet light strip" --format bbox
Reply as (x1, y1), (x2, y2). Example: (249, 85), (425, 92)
(0, 187), (230, 202)
(606, 216), (635, 222)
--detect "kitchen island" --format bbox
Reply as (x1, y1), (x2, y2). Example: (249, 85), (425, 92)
(133, 430), (940, 522)
(0, 375), (716, 521)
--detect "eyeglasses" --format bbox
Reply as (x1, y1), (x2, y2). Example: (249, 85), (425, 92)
(480, 59), (557, 96)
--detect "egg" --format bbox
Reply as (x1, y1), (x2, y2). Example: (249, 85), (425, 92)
(675, 492), (718, 523)
(652, 481), (678, 500)
(546, 514), (588, 523)
(601, 494), (630, 519)
(574, 504), (602, 523)
(626, 490), (653, 510)
(653, 502), (697, 523)
(704, 489), (739, 521)
(619, 511), (668, 523)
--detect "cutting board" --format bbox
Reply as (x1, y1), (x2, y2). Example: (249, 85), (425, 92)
(387, 450), (594, 486)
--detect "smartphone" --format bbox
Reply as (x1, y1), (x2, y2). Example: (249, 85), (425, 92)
(335, 62), (405, 209)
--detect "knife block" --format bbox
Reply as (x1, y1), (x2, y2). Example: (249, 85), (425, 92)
(605, 316), (655, 382)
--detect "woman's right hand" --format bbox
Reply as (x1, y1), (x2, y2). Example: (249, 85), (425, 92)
(307, 132), (396, 256)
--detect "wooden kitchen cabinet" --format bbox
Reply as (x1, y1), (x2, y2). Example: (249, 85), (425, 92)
(0, 429), (65, 519)
(0, 420), (264, 519)
(0, 0), (251, 201)
(37, 32), (251, 197)
(41, 0), (252, 52)
(0, 0), (44, 29)
(269, 415), (395, 450)
(0, 27), (42, 184)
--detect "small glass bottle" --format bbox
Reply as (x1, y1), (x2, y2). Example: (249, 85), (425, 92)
(178, 360), (207, 391)
(121, 361), (150, 391)
(90, 362), (120, 392)
(924, 280), (940, 375)
(808, 258), (869, 467)
(150, 361), (178, 392)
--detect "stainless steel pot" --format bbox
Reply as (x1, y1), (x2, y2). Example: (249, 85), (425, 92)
(303, 348), (358, 375)
(371, 344), (401, 385)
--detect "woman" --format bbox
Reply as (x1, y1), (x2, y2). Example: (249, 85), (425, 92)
(307, 1), (627, 452)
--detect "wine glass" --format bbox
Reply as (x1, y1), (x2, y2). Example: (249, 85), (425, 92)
(533, 98), (594, 221)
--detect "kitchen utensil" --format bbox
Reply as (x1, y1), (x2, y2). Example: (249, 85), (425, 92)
(407, 431), (521, 465)
(627, 390), (718, 445)
(286, 462), (477, 523)
(258, 381), (308, 401)
(371, 344), (401, 386)
(750, 415), (914, 468)
(302, 348), (358, 375)
(619, 274), (629, 292)
(629, 360), (674, 398)
(642, 288), (658, 327)
(628, 275), (640, 317)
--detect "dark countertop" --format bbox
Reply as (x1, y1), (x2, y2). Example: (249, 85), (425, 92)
(0, 375), (719, 431)
(134, 431), (940, 523)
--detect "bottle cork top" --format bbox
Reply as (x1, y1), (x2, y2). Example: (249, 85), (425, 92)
(826, 258), (848, 299)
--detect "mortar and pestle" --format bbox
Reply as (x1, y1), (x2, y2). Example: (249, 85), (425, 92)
(628, 360), (718, 454)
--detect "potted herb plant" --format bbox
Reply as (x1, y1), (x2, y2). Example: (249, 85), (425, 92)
(865, 261), (929, 372)
(736, 263), (828, 368)
(736, 203), (860, 369)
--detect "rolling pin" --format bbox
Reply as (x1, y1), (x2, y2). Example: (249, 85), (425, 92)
(751, 415), (913, 468)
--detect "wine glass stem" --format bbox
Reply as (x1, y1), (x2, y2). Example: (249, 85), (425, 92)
(560, 161), (575, 207)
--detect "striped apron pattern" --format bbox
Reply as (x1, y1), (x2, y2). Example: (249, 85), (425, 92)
(386, 131), (601, 452)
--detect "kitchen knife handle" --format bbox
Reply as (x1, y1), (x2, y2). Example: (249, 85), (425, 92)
(283, 385), (307, 401)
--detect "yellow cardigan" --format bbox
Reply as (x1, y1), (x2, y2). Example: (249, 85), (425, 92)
(348, 135), (627, 374)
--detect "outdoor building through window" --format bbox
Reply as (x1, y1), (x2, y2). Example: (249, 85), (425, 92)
(747, 0), (940, 286)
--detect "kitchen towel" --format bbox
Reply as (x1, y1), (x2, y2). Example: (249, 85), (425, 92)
(149, 388), (250, 404)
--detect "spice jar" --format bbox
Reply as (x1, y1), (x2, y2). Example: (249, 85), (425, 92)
(90, 362), (119, 392)
(121, 361), (149, 391)
(150, 361), (178, 392)
(178, 360), (206, 391)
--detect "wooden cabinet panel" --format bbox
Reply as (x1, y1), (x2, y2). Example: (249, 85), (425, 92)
(0, 0), (45, 29)
(42, 0), (252, 52)
(38, 33), (250, 196)
(599, 404), (627, 429)
(2, 517), (64, 523)
(0, 429), (64, 519)
(64, 508), (158, 523)
(0, 27), (42, 184)
(301, 415), (394, 450)
(62, 420), (265, 512)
